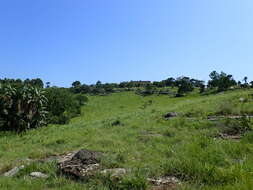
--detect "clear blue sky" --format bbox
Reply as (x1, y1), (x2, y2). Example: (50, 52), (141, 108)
(0, 0), (252, 86)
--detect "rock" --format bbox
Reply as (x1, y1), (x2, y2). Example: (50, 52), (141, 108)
(218, 133), (241, 140)
(111, 120), (122, 126)
(58, 151), (78, 163)
(101, 168), (127, 178)
(73, 149), (102, 165)
(207, 115), (253, 121)
(3, 165), (25, 177)
(239, 97), (245, 102)
(59, 149), (102, 178)
(164, 112), (178, 119)
(60, 162), (100, 179)
(30, 172), (48, 178)
(148, 176), (180, 190)
(148, 176), (180, 186)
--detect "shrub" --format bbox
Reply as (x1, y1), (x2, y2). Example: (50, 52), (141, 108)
(75, 94), (88, 106)
(45, 87), (88, 124)
(158, 88), (171, 95)
(0, 85), (47, 132)
(137, 85), (157, 96)
(111, 119), (122, 126)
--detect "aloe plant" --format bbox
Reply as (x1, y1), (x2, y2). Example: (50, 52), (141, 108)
(0, 85), (48, 132)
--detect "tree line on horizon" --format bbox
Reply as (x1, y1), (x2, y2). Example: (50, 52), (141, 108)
(0, 71), (252, 96)
(69, 71), (251, 96)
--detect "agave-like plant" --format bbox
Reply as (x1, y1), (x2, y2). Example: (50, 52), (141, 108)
(0, 85), (48, 132)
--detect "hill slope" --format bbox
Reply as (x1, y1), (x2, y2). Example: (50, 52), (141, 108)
(1, 89), (253, 190)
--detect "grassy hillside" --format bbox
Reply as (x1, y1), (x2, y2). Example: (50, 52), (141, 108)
(1, 89), (253, 189)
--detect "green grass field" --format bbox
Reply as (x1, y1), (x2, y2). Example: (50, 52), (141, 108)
(1, 89), (253, 190)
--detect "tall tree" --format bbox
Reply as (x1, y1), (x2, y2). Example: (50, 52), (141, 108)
(72, 81), (81, 88)
(208, 71), (237, 92)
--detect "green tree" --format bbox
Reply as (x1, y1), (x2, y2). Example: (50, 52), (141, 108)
(199, 84), (205, 94)
(96, 80), (102, 87)
(176, 77), (194, 96)
(104, 83), (114, 93)
(241, 76), (249, 88)
(243, 76), (248, 84)
(46, 82), (50, 88)
(164, 77), (176, 87)
(71, 81), (82, 93)
(80, 84), (90, 94)
(208, 71), (237, 92)
(72, 81), (81, 88)
(30, 78), (44, 88)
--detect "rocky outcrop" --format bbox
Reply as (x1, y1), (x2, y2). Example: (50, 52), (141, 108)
(30, 172), (49, 178)
(3, 165), (25, 177)
(59, 149), (130, 180)
(148, 176), (180, 190)
(59, 149), (103, 178)
(164, 112), (178, 119)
